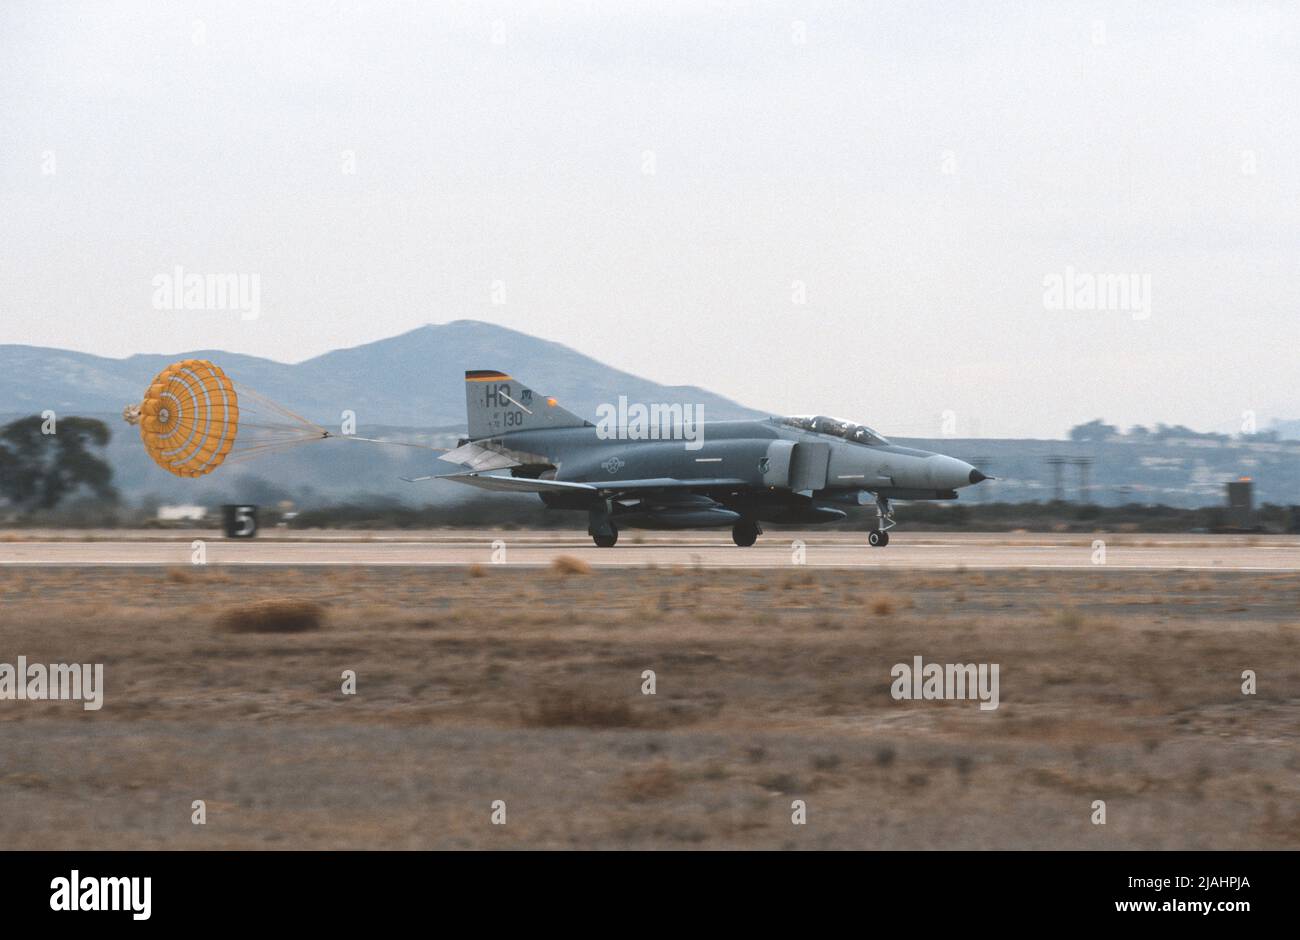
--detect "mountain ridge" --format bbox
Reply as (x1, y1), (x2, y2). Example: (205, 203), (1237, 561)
(0, 320), (769, 427)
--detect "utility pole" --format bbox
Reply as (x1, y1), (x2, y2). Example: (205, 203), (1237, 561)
(970, 456), (993, 502)
(1046, 455), (1068, 502)
(1073, 456), (1094, 505)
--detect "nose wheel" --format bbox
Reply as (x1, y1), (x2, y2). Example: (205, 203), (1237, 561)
(869, 495), (895, 548)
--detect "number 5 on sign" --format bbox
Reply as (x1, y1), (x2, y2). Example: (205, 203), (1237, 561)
(222, 504), (259, 538)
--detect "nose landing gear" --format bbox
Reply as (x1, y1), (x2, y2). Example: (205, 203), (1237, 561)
(869, 495), (895, 548)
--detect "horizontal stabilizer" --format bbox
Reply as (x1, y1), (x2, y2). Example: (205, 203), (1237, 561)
(437, 441), (522, 472)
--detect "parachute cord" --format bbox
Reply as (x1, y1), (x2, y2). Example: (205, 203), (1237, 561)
(153, 414), (324, 436)
(332, 435), (449, 453)
(220, 434), (448, 464)
(231, 381), (331, 436)
(221, 436), (330, 463)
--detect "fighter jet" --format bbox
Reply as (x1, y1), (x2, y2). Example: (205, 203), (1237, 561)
(411, 370), (989, 547)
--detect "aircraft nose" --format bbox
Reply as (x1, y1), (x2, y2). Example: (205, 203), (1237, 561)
(926, 455), (983, 489)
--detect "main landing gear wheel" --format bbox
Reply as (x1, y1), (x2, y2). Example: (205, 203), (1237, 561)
(732, 520), (761, 547)
(868, 529), (890, 548)
(592, 525), (618, 548)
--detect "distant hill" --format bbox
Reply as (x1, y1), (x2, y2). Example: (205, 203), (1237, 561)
(0, 320), (767, 427)
(1268, 419), (1300, 441)
(4, 322), (1299, 511)
(0, 320), (770, 507)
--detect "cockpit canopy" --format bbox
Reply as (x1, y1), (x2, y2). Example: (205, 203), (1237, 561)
(779, 415), (890, 446)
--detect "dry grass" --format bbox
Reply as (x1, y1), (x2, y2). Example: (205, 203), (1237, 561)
(1053, 608), (1086, 630)
(551, 555), (593, 575)
(616, 762), (682, 802)
(0, 564), (1296, 850)
(215, 599), (326, 634)
(525, 687), (638, 728)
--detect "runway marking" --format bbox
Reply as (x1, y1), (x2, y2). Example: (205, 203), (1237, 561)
(4, 533), (1300, 572)
(3, 563), (1298, 573)
(4, 545), (1300, 570)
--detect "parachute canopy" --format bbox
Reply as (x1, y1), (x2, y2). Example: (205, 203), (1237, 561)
(125, 359), (332, 478)
(133, 359), (238, 477)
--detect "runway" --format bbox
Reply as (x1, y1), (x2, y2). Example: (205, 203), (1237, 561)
(3, 531), (1300, 570)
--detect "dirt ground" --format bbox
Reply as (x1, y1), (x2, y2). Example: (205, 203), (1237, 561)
(0, 563), (1296, 849)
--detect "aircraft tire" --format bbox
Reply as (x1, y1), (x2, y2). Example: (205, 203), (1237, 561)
(868, 529), (889, 548)
(593, 526), (618, 548)
(732, 521), (760, 547)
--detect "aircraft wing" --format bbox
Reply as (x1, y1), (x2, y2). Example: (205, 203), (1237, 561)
(591, 477), (748, 492)
(436, 473), (598, 494)
(417, 472), (748, 495)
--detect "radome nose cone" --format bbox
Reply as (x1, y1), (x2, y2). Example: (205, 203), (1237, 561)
(969, 469), (988, 484)
(927, 454), (977, 489)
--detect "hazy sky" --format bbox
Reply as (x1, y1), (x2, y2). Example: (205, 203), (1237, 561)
(2, 1), (1297, 438)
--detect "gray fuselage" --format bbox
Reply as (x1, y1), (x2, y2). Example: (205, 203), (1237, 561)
(480, 417), (982, 526)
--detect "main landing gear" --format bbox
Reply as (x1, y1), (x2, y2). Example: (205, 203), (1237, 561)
(732, 519), (761, 547)
(589, 503), (618, 547)
(869, 495), (895, 548)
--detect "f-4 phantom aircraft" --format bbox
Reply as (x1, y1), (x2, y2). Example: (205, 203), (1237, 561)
(411, 370), (990, 547)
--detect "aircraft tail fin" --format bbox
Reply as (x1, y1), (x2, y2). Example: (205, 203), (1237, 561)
(464, 370), (589, 440)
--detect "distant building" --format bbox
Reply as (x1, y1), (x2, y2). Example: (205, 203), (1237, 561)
(156, 504), (207, 522)
(1225, 479), (1254, 529)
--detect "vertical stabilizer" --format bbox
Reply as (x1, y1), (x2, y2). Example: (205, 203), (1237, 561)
(464, 370), (589, 440)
